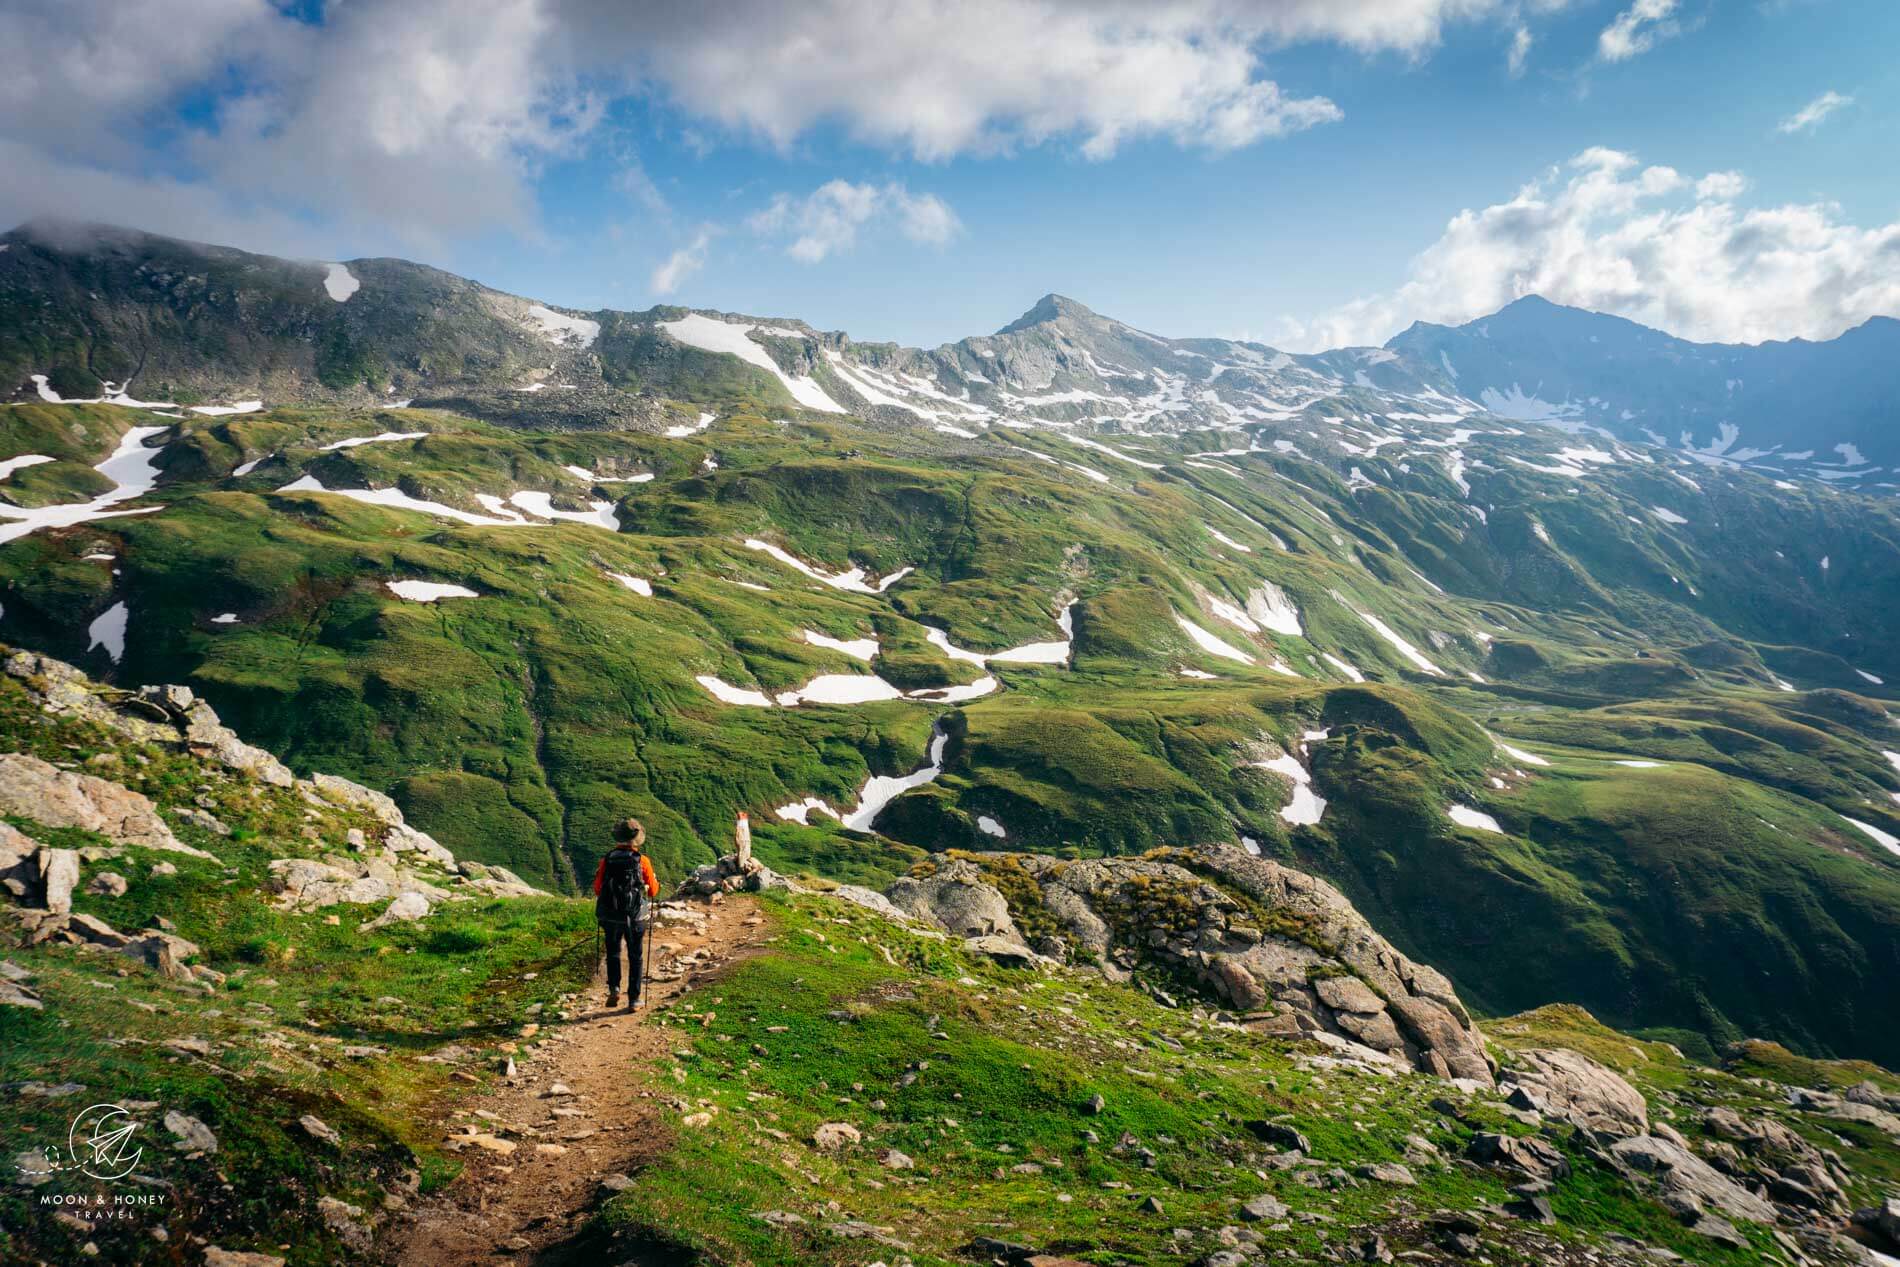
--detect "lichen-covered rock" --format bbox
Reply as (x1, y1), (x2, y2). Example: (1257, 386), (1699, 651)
(1610, 1135), (1778, 1223)
(1504, 1048), (1648, 1136)
(269, 857), (392, 910)
(0, 753), (207, 856)
(884, 858), (1021, 941)
(363, 891), (432, 930)
(309, 773), (405, 826)
(912, 846), (1494, 1083)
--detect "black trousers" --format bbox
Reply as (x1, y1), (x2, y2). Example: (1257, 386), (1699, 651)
(602, 921), (643, 996)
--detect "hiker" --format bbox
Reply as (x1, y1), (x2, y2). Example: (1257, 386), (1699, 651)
(593, 817), (660, 1009)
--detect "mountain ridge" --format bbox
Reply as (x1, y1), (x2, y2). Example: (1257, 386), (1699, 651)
(8, 220), (1899, 477)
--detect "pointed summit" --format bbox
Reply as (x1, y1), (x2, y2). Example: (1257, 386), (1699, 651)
(996, 293), (1098, 335)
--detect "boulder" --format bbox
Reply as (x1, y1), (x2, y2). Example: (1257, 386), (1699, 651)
(0, 753), (208, 857)
(316, 1196), (373, 1254)
(172, 693), (294, 787)
(387, 823), (456, 866)
(0, 978), (42, 1009)
(309, 773), (404, 826)
(299, 1115), (340, 1146)
(1239, 1194), (1290, 1221)
(38, 849), (80, 914)
(1465, 1133), (1570, 1181)
(86, 871), (129, 897)
(1610, 1135), (1777, 1223)
(812, 1122), (860, 1150)
(269, 858), (391, 910)
(1314, 974), (1386, 1014)
(884, 859), (1021, 941)
(1504, 1048), (1648, 1136)
(363, 891), (432, 930)
(827, 884), (915, 923)
(165, 1111), (219, 1155)
(964, 933), (1041, 967)
(0, 823), (40, 899)
(1004, 844), (1494, 1083)
(456, 860), (544, 898)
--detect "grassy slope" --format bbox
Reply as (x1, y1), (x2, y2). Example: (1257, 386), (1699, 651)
(597, 893), (1833, 1266)
(4, 399), (1900, 1068)
(0, 670), (595, 1264)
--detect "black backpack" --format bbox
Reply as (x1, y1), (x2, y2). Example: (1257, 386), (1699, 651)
(597, 848), (651, 928)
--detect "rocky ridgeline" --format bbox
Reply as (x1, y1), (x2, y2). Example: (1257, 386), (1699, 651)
(880, 849), (1495, 1085)
(0, 649), (543, 989)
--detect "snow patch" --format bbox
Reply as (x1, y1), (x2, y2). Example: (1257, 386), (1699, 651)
(0, 425), (170, 546)
(0, 455), (55, 480)
(977, 815), (1007, 839)
(524, 304), (600, 348)
(607, 572), (653, 596)
(743, 538), (911, 594)
(1841, 816), (1900, 857)
(1447, 804), (1503, 834)
(803, 630), (878, 661)
(386, 580), (479, 602)
(1252, 752), (1326, 826)
(696, 675), (775, 708)
(844, 730), (949, 831)
(661, 314), (843, 413)
(1321, 653), (1364, 683)
(776, 798), (839, 825)
(1497, 742), (1551, 768)
(1342, 602), (1443, 675)
(320, 431), (427, 451)
(1175, 615), (1254, 664)
(664, 411), (717, 438)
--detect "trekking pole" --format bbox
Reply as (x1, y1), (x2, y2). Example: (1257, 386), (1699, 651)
(641, 914), (656, 1010)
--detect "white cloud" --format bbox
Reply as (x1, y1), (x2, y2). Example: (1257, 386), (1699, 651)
(1777, 90), (1853, 135)
(1598, 0), (1680, 61)
(750, 181), (962, 262)
(889, 188), (962, 246)
(596, 1), (1347, 161)
(0, 0), (1575, 247)
(650, 230), (710, 296)
(1280, 146), (1900, 349)
(1507, 25), (1534, 76)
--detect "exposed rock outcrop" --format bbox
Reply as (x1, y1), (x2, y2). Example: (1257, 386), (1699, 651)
(0, 752), (205, 856)
(881, 847), (1493, 1083)
(6, 651), (291, 785)
(1501, 1048), (1649, 1136)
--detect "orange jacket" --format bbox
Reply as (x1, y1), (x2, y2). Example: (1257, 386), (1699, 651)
(593, 847), (659, 899)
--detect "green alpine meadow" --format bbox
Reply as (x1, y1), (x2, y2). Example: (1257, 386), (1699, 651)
(2, 220), (1898, 1267)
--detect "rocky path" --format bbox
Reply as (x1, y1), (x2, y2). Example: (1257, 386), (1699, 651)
(380, 895), (764, 1266)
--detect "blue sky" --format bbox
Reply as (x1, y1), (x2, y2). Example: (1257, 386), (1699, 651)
(3, 0), (1896, 350)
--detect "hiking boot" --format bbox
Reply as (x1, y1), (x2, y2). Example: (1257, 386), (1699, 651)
(626, 993), (640, 1011)
(605, 991), (619, 1008)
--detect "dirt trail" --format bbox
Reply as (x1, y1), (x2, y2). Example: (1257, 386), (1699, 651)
(382, 895), (763, 1266)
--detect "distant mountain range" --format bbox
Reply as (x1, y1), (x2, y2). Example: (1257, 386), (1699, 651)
(4, 219), (1896, 483)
